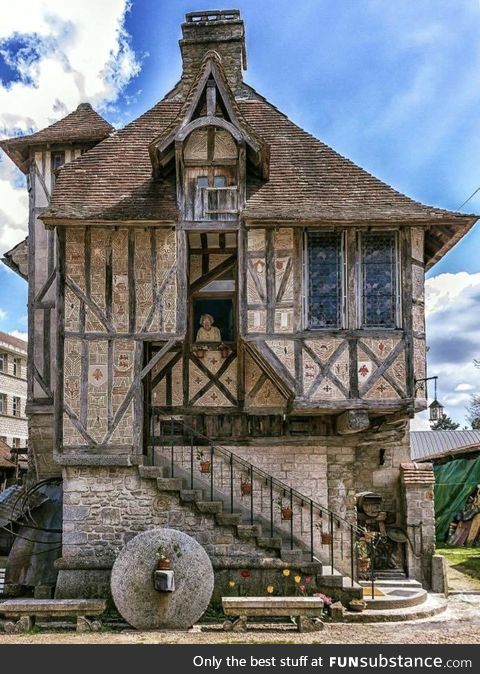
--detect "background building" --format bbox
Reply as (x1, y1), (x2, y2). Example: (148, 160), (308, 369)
(0, 332), (27, 451)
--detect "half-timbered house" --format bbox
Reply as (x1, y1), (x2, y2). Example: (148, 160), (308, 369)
(1, 10), (477, 600)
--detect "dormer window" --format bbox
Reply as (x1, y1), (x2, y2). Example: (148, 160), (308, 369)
(183, 126), (239, 221)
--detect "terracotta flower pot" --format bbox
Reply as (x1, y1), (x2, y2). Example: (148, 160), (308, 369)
(358, 557), (370, 573)
(349, 599), (367, 612)
(281, 507), (292, 521)
(241, 482), (252, 496)
(200, 460), (211, 474)
(321, 532), (332, 545)
(195, 349), (206, 359)
(157, 558), (172, 571)
(219, 346), (229, 358)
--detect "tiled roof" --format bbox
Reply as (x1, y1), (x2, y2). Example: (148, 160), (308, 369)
(2, 237), (28, 280)
(0, 103), (113, 173)
(29, 68), (475, 270)
(240, 97), (475, 224)
(400, 462), (435, 484)
(0, 440), (15, 470)
(44, 99), (182, 222)
(0, 330), (27, 352)
(43, 86), (476, 229)
(411, 430), (480, 462)
(2, 103), (112, 147)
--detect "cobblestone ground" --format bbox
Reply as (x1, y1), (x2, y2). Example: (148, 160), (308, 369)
(0, 595), (479, 644)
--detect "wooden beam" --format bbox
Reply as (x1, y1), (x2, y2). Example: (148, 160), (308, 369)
(190, 254), (236, 292)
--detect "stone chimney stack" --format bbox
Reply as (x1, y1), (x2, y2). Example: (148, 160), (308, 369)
(180, 10), (247, 92)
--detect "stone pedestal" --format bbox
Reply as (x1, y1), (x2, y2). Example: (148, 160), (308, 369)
(401, 462), (436, 587)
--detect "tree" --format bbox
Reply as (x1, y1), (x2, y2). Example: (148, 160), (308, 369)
(466, 359), (480, 429)
(430, 414), (460, 430)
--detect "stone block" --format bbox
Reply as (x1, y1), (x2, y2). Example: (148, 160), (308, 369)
(431, 554), (448, 595)
(64, 505), (90, 521)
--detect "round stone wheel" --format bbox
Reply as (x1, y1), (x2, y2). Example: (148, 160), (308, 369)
(110, 528), (214, 629)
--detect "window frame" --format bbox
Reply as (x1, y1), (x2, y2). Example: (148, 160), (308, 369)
(303, 229), (346, 331)
(0, 394), (6, 415)
(13, 357), (21, 377)
(12, 396), (21, 418)
(357, 229), (402, 330)
(0, 352), (7, 372)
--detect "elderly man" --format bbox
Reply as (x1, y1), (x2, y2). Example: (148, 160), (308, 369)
(196, 313), (222, 342)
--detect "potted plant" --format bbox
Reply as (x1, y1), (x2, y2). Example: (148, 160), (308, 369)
(240, 477), (252, 496)
(348, 598), (367, 612)
(278, 499), (292, 521)
(197, 448), (211, 474)
(321, 531), (332, 545)
(218, 343), (230, 359)
(193, 345), (206, 359)
(155, 548), (172, 570)
(355, 538), (370, 573)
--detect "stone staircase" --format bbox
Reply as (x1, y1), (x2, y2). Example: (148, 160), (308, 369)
(136, 456), (362, 602)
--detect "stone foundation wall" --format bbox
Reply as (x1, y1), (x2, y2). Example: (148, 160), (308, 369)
(61, 466), (267, 563)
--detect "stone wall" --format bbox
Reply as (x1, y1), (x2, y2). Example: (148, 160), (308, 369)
(61, 465), (267, 563)
(401, 462), (436, 587)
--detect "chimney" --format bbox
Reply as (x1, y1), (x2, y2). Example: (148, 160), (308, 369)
(180, 10), (247, 92)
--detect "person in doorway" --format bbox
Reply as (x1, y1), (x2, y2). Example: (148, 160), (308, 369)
(196, 313), (222, 342)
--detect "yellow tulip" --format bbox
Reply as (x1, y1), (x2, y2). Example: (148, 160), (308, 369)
(228, 580), (236, 588)
(294, 575), (302, 584)
(282, 569), (290, 577)
(266, 585), (274, 594)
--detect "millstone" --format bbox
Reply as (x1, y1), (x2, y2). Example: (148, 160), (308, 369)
(110, 528), (214, 629)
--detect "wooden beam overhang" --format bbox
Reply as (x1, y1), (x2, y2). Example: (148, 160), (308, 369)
(148, 53), (269, 181)
(40, 217), (178, 229)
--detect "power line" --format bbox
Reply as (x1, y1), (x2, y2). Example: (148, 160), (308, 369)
(458, 185), (480, 211)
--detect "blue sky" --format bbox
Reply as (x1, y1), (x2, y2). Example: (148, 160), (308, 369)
(1, 0), (480, 425)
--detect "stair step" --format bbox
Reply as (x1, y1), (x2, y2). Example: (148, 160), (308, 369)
(280, 548), (305, 564)
(196, 501), (223, 514)
(156, 477), (185, 491)
(139, 466), (168, 479)
(236, 524), (262, 539)
(257, 537), (282, 550)
(298, 561), (323, 574)
(216, 512), (243, 526)
(180, 489), (204, 502)
(318, 568), (345, 588)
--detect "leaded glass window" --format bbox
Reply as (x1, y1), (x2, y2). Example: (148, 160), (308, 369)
(360, 231), (398, 328)
(307, 231), (343, 328)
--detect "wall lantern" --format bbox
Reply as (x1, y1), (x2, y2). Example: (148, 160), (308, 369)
(415, 375), (444, 422)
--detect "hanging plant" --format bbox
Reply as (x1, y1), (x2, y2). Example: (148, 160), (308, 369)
(241, 478), (252, 496)
(196, 448), (211, 474)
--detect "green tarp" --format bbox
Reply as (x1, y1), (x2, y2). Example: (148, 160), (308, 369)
(434, 455), (480, 542)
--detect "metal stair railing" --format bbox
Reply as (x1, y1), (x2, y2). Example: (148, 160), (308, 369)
(149, 411), (375, 590)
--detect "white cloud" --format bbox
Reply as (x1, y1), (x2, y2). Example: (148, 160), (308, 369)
(454, 383), (475, 392)
(419, 271), (480, 427)
(410, 416), (431, 431)
(0, 0), (141, 255)
(0, 308), (7, 320)
(9, 330), (27, 342)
